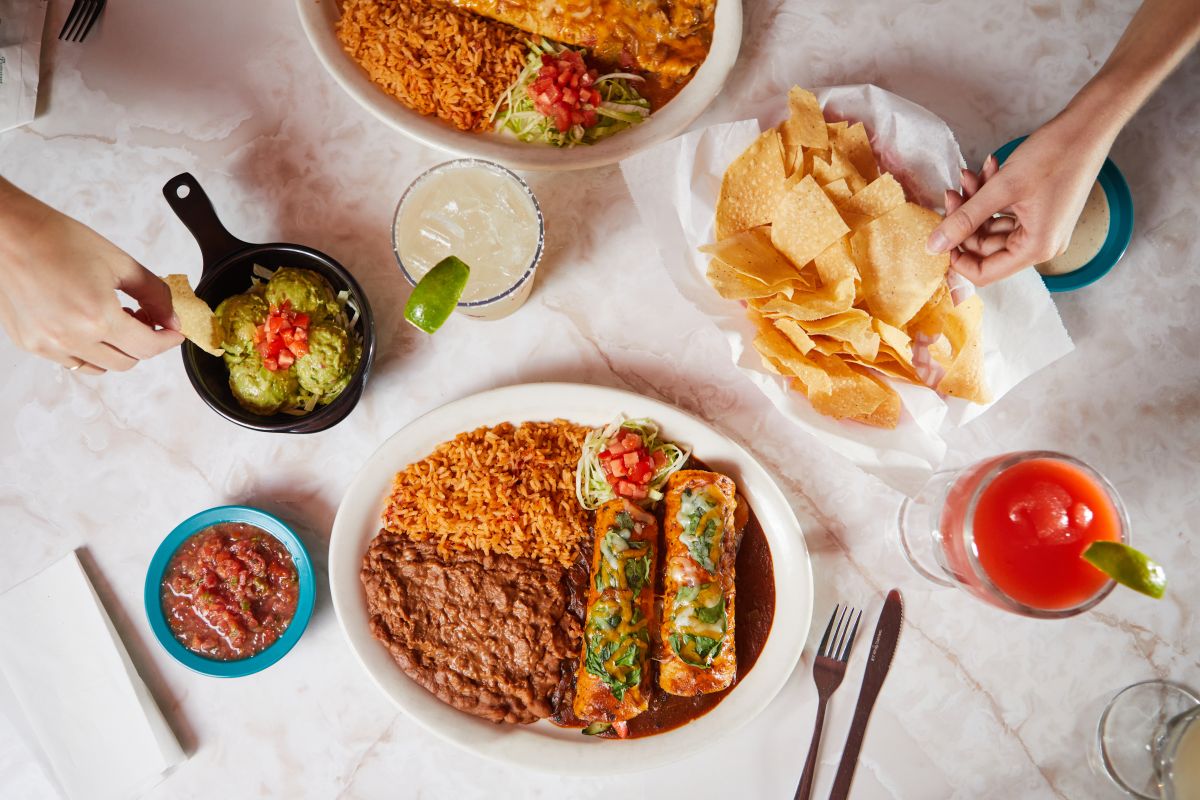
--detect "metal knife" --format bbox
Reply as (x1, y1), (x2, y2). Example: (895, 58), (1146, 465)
(827, 589), (904, 800)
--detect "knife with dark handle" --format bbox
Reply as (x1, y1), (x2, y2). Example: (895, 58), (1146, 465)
(827, 589), (904, 800)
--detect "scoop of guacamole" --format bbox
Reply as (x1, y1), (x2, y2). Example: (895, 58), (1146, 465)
(214, 293), (268, 359)
(316, 339), (362, 405)
(264, 267), (338, 320)
(295, 322), (353, 396)
(228, 358), (300, 415)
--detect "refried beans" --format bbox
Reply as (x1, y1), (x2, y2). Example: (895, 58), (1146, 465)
(361, 531), (580, 724)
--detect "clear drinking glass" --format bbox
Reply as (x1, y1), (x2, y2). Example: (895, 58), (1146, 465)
(392, 158), (544, 321)
(1096, 680), (1200, 799)
(896, 451), (1130, 618)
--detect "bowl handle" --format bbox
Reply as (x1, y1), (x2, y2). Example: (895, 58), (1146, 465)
(162, 173), (253, 277)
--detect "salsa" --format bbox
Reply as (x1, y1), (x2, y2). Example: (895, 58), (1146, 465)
(161, 523), (299, 661)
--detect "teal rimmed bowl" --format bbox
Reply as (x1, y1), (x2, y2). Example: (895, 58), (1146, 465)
(144, 505), (316, 678)
(993, 136), (1133, 293)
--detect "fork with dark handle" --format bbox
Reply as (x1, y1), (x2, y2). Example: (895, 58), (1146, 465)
(794, 605), (862, 800)
(59, 0), (108, 43)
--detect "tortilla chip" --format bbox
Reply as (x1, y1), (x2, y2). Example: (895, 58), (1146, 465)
(804, 352), (895, 422)
(706, 259), (796, 300)
(715, 129), (788, 240)
(830, 122), (880, 182)
(702, 226), (805, 287)
(850, 373), (902, 428)
(753, 326), (833, 395)
(807, 335), (846, 356)
(906, 282), (953, 337)
(165, 274), (223, 356)
(819, 178), (853, 204)
(803, 148), (831, 177)
(770, 175), (850, 270)
(800, 310), (880, 361)
(851, 203), (950, 327)
(935, 294), (989, 403)
(841, 173), (906, 220)
(812, 238), (859, 286)
(810, 147), (862, 189)
(752, 276), (856, 321)
(780, 87), (829, 173)
(874, 318), (914, 368)
(773, 318), (816, 356)
(938, 335), (989, 403)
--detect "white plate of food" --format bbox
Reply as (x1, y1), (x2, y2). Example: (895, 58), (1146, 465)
(295, 0), (742, 171)
(329, 382), (812, 775)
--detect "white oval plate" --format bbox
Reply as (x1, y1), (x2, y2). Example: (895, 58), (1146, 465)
(329, 382), (812, 775)
(295, 0), (742, 171)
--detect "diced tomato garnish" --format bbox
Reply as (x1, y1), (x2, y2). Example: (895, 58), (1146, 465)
(623, 451), (640, 468)
(253, 301), (312, 372)
(609, 458), (627, 478)
(526, 49), (602, 134)
(620, 433), (642, 450)
(607, 439), (630, 457)
(652, 450), (667, 468)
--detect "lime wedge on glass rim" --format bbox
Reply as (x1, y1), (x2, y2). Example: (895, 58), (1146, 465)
(1082, 541), (1167, 599)
(404, 256), (471, 334)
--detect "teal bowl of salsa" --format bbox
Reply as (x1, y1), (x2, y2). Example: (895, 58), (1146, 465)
(144, 505), (316, 678)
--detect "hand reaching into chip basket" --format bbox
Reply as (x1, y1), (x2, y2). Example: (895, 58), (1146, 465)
(927, 0), (1200, 286)
(0, 178), (183, 374)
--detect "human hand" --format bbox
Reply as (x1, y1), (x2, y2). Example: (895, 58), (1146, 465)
(0, 185), (184, 374)
(925, 114), (1113, 286)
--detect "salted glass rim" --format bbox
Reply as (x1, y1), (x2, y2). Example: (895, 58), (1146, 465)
(391, 158), (545, 308)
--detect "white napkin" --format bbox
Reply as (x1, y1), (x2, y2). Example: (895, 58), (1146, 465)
(0, 0), (47, 133)
(0, 552), (186, 800)
(620, 84), (1074, 496)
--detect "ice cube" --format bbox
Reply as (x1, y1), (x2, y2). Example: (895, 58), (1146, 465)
(1007, 480), (1075, 544)
(1071, 502), (1094, 529)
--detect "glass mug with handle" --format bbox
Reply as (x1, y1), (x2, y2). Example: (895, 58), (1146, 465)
(896, 451), (1130, 618)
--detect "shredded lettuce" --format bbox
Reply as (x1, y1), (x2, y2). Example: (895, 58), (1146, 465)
(576, 416), (690, 510)
(494, 39), (650, 148)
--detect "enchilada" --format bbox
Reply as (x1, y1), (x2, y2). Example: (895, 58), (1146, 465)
(659, 469), (739, 695)
(573, 499), (659, 722)
(437, 0), (715, 80)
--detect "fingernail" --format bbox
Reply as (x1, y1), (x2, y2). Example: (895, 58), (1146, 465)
(169, 313), (182, 331)
(926, 231), (950, 254)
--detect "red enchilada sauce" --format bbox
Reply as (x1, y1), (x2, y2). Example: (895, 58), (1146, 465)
(161, 523), (299, 661)
(553, 487), (777, 738)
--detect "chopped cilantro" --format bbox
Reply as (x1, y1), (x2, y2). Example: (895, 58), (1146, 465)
(624, 554), (651, 595)
(696, 595), (726, 625)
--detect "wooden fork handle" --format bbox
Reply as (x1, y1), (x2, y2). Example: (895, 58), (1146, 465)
(794, 696), (829, 800)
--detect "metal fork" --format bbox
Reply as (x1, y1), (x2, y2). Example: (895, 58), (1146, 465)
(59, 0), (108, 43)
(794, 604), (862, 800)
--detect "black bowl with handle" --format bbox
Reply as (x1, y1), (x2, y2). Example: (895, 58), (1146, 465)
(163, 173), (375, 434)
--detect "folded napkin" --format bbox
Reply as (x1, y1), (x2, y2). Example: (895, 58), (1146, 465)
(0, 0), (47, 134)
(0, 552), (186, 800)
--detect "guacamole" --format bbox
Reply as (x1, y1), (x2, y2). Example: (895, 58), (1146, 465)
(215, 293), (268, 359)
(215, 266), (360, 416)
(264, 267), (338, 321)
(295, 322), (352, 396)
(227, 359), (300, 416)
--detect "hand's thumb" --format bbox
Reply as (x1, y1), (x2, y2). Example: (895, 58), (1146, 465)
(117, 262), (180, 330)
(926, 180), (1009, 254)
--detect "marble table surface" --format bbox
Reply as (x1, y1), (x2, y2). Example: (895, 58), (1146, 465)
(2, 0), (1197, 798)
